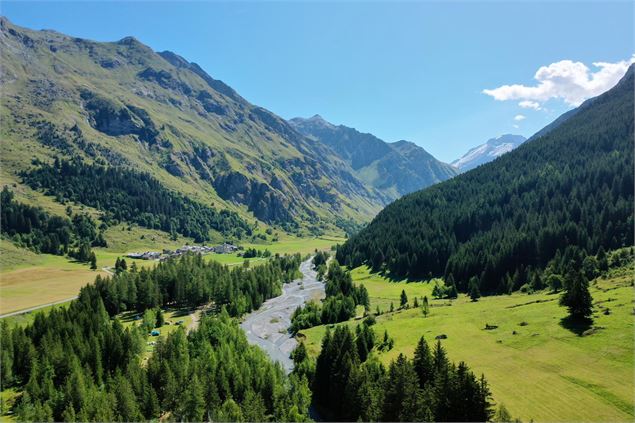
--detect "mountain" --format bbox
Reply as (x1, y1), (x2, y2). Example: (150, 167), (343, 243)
(0, 17), (387, 237)
(337, 65), (634, 293)
(451, 134), (527, 172)
(289, 115), (457, 200)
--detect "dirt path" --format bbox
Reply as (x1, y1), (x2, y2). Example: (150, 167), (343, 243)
(240, 257), (324, 373)
(187, 302), (213, 333)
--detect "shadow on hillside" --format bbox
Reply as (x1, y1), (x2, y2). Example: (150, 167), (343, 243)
(559, 315), (593, 336)
(376, 269), (422, 283)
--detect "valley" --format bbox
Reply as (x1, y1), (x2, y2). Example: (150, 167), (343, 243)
(299, 263), (634, 422)
(0, 6), (633, 423)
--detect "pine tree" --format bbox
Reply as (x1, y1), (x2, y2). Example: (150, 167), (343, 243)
(90, 252), (97, 270)
(421, 296), (430, 318)
(413, 336), (433, 388)
(560, 266), (593, 320)
(400, 290), (408, 308)
(469, 277), (481, 302)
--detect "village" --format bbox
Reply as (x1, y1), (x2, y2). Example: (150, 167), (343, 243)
(126, 242), (239, 261)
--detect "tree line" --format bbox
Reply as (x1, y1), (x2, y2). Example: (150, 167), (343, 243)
(95, 253), (301, 317)
(336, 65), (634, 296)
(21, 158), (250, 242)
(290, 259), (369, 333)
(1, 187), (102, 266)
(293, 324), (493, 421)
(1, 253), (310, 422)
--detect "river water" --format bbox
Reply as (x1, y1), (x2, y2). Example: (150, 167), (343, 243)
(240, 258), (324, 373)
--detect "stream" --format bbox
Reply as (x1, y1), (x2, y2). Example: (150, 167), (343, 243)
(240, 257), (324, 373)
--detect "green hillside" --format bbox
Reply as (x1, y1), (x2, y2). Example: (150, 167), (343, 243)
(0, 16), (386, 238)
(337, 65), (634, 292)
(299, 256), (634, 422)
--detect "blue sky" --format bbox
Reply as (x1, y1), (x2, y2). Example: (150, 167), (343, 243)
(3, 1), (633, 162)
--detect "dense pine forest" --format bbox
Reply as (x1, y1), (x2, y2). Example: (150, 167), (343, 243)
(95, 253), (301, 317)
(337, 66), (634, 294)
(22, 159), (250, 242)
(1, 187), (104, 263)
(291, 325), (492, 421)
(0, 253), (309, 421)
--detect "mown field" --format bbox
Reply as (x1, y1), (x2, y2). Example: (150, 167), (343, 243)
(300, 265), (634, 422)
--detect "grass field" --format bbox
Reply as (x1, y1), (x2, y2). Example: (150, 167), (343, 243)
(0, 241), (107, 316)
(118, 308), (194, 360)
(0, 233), (340, 318)
(300, 265), (634, 422)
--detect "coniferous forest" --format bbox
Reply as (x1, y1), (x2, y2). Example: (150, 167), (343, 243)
(0, 253), (311, 422)
(293, 325), (492, 422)
(337, 66), (634, 294)
(22, 159), (250, 242)
(1, 187), (105, 262)
(1, 11), (633, 423)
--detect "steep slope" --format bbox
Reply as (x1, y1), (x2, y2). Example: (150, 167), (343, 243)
(337, 65), (634, 292)
(0, 17), (384, 237)
(289, 115), (457, 200)
(451, 134), (526, 172)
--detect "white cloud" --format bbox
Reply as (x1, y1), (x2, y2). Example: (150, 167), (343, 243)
(518, 100), (541, 110)
(483, 55), (634, 107)
(513, 124), (519, 129)
(514, 114), (526, 121)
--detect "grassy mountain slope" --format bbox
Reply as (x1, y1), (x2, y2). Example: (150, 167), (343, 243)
(289, 115), (457, 200)
(337, 65), (634, 290)
(0, 17), (385, 238)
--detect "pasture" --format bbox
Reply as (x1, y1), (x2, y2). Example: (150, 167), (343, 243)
(300, 266), (634, 422)
(0, 232), (341, 317)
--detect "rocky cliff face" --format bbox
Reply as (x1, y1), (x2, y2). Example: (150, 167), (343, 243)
(289, 116), (457, 200)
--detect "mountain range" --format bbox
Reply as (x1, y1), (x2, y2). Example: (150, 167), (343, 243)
(289, 115), (457, 200)
(451, 134), (527, 172)
(0, 17), (457, 236)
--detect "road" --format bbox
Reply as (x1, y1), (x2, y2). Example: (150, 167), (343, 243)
(240, 257), (324, 374)
(0, 296), (78, 319)
(0, 266), (114, 319)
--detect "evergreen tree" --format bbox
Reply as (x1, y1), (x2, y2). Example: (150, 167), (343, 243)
(400, 289), (408, 309)
(413, 336), (433, 388)
(469, 277), (481, 302)
(560, 266), (593, 320)
(422, 296), (430, 317)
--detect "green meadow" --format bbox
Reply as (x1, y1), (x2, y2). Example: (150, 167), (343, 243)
(300, 265), (634, 422)
(0, 231), (341, 317)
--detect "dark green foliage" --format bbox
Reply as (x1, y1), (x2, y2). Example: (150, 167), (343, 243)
(22, 159), (250, 241)
(336, 68), (634, 294)
(1, 187), (105, 260)
(4, 253), (309, 422)
(290, 260), (369, 331)
(95, 252), (301, 316)
(114, 257), (128, 274)
(312, 250), (329, 269)
(1, 187), (72, 254)
(242, 247), (270, 258)
(312, 328), (493, 422)
(560, 265), (593, 320)
(400, 289), (408, 308)
(469, 277), (481, 302)
(289, 302), (322, 334)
